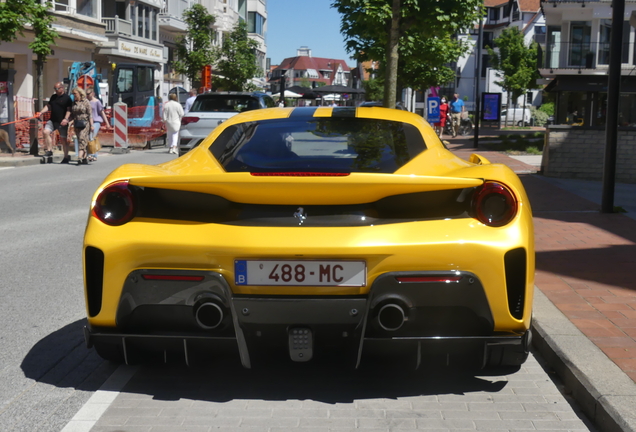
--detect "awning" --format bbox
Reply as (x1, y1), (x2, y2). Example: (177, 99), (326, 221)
(545, 75), (636, 93)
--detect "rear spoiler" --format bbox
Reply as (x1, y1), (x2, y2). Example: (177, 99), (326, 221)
(127, 173), (483, 205)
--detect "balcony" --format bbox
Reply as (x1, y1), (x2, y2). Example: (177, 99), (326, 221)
(102, 17), (133, 37)
(158, 1), (190, 32)
(541, 41), (634, 71)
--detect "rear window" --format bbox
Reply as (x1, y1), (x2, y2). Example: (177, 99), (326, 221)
(191, 96), (261, 113)
(210, 118), (426, 173)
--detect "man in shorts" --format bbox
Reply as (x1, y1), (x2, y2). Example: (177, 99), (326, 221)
(38, 82), (73, 163)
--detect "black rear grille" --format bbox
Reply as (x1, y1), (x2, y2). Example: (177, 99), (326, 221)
(504, 248), (527, 319)
(132, 186), (475, 227)
(85, 246), (104, 317)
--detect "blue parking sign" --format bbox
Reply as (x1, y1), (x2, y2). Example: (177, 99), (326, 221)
(427, 97), (440, 123)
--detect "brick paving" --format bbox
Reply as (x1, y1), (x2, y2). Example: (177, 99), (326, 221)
(448, 136), (636, 384)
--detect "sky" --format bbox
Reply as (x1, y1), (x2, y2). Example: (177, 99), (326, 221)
(265, 0), (353, 66)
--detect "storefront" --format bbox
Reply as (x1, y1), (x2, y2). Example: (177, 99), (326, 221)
(545, 75), (636, 127)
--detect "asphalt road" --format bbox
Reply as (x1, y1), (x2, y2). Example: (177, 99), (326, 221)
(0, 150), (173, 432)
(0, 149), (599, 432)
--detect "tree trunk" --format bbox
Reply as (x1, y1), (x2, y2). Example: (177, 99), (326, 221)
(36, 55), (44, 112)
(383, 0), (400, 108)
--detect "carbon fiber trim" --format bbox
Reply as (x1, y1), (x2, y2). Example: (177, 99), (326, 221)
(132, 186), (474, 226)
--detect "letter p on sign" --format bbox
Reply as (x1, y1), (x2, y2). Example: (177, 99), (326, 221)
(427, 97), (440, 124)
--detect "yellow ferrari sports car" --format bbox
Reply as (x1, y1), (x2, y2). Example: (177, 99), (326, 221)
(83, 106), (534, 369)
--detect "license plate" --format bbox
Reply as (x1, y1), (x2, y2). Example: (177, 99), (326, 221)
(234, 260), (366, 286)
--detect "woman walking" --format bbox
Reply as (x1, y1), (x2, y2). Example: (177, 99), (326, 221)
(162, 93), (184, 155)
(70, 87), (93, 165)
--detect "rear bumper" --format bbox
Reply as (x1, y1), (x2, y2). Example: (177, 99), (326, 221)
(85, 269), (530, 368)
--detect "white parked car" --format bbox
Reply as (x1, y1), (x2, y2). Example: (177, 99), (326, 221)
(501, 108), (532, 127)
(178, 92), (276, 156)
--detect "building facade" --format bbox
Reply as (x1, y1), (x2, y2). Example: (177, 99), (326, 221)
(269, 47), (351, 93)
(0, 0), (267, 117)
(540, 0), (636, 127)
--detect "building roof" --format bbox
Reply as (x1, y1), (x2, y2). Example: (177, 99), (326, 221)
(484, 0), (540, 12)
(276, 56), (351, 73)
(484, 0), (508, 6)
(519, 0), (540, 12)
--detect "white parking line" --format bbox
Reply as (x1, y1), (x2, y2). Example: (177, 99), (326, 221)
(60, 365), (138, 432)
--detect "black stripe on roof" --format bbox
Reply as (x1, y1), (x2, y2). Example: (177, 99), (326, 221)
(289, 106), (318, 117)
(332, 107), (356, 118)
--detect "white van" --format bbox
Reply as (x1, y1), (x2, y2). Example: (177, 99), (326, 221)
(501, 108), (532, 126)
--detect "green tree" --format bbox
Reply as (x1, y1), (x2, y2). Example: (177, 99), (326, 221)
(173, 4), (217, 86)
(332, 0), (482, 108)
(362, 77), (384, 101)
(0, 0), (58, 111)
(213, 21), (261, 91)
(30, 1), (58, 111)
(487, 27), (541, 125)
(0, 0), (29, 42)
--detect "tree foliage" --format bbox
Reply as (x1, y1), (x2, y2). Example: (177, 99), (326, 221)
(362, 77), (384, 101)
(487, 27), (540, 105)
(1, 0), (59, 111)
(174, 4), (217, 85)
(332, 0), (482, 107)
(0, 0), (29, 42)
(213, 21), (261, 91)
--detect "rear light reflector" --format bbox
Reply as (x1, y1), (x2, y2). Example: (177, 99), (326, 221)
(181, 116), (200, 126)
(396, 276), (462, 283)
(472, 181), (518, 227)
(92, 181), (135, 226)
(251, 172), (350, 177)
(141, 274), (205, 281)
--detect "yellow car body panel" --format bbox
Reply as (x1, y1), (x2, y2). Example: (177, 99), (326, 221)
(83, 106), (535, 368)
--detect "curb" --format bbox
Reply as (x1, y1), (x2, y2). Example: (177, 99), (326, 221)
(532, 288), (636, 432)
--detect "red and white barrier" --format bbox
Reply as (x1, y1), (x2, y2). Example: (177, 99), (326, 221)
(113, 100), (128, 149)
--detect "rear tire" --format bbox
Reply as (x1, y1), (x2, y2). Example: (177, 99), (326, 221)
(484, 330), (532, 368)
(93, 341), (125, 363)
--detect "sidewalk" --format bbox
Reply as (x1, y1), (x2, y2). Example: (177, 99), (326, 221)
(447, 135), (636, 432)
(0, 148), (112, 167)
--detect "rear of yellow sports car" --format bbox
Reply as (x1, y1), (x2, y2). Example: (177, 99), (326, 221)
(83, 107), (534, 368)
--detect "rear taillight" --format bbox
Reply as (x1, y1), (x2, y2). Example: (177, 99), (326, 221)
(181, 116), (199, 126)
(92, 181), (135, 226)
(472, 181), (517, 227)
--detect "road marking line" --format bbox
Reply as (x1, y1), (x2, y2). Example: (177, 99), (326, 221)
(60, 365), (138, 432)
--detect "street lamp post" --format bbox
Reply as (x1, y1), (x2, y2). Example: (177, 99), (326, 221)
(602, 0), (625, 213)
(473, 16), (484, 148)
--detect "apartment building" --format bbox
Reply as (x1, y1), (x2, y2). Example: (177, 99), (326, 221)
(454, 0), (544, 109)
(0, 0), (266, 112)
(540, 0), (636, 127)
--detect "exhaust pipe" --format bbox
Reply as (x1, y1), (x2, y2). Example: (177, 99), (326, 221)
(377, 303), (406, 331)
(194, 301), (224, 330)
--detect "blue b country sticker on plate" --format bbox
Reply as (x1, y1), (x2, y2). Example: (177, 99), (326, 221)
(235, 260), (248, 285)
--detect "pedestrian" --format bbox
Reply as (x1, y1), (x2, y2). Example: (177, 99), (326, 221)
(449, 93), (465, 137)
(38, 82), (73, 162)
(70, 87), (93, 165)
(86, 87), (110, 162)
(162, 93), (184, 155)
(434, 97), (449, 138)
(184, 89), (197, 114)
(278, 99), (285, 108)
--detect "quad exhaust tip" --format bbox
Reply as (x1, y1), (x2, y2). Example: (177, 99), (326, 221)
(194, 301), (224, 330)
(377, 303), (407, 331)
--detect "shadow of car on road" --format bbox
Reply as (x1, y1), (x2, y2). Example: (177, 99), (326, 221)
(21, 318), (117, 391)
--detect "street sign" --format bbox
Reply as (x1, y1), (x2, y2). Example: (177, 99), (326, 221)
(427, 97), (440, 123)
